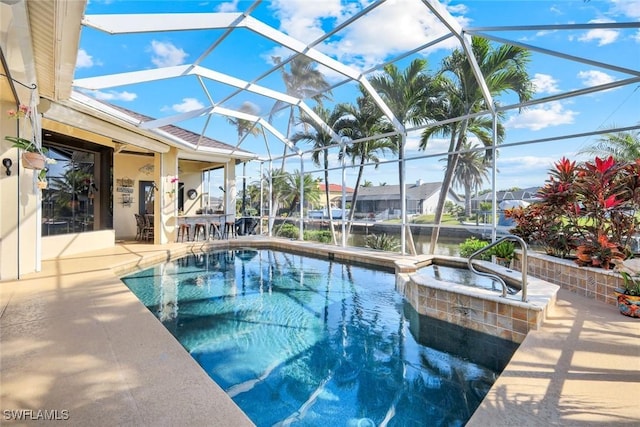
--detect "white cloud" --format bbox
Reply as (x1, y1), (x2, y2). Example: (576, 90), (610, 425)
(577, 70), (615, 87)
(268, 0), (466, 73)
(269, 0), (345, 44)
(505, 101), (578, 131)
(149, 40), (188, 68)
(531, 73), (561, 95)
(500, 155), (557, 173)
(216, 0), (239, 13)
(634, 29), (640, 43)
(76, 49), (94, 68)
(578, 19), (619, 46)
(170, 98), (205, 113)
(549, 5), (562, 15)
(495, 155), (575, 188)
(89, 90), (137, 102)
(237, 101), (261, 115)
(611, 0), (640, 19)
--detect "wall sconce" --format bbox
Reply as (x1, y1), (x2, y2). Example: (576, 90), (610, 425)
(2, 158), (12, 176)
(218, 186), (226, 193)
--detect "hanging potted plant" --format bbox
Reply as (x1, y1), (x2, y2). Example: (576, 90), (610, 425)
(37, 168), (48, 189)
(5, 104), (48, 170)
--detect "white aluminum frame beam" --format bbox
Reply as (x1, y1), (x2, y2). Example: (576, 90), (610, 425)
(420, 0), (495, 114)
(81, 11), (404, 137)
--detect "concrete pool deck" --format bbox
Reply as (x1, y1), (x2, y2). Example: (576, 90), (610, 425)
(1, 238), (639, 425)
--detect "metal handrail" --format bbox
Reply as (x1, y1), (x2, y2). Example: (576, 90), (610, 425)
(467, 235), (528, 301)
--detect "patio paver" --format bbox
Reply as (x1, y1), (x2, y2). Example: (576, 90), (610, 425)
(1, 239), (639, 426)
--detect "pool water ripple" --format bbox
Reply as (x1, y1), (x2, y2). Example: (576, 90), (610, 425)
(122, 249), (517, 426)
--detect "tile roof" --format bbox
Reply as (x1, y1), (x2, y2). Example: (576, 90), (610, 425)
(106, 102), (251, 154)
(354, 182), (460, 201)
(318, 183), (354, 193)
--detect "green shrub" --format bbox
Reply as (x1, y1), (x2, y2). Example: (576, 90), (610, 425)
(304, 230), (332, 243)
(275, 222), (298, 238)
(489, 241), (516, 260)
(459, 237), (491, 260)
(365, 233), (400, 251)
(275, 223), (332, 243)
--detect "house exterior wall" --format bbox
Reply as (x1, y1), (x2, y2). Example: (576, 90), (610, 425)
(113, 153), (156, 240)
(1, 100), (40, 280)
(353, 188), (460, 216)
(156, 148), (179, 244)
(42, 230), (116, 260)
(179, 161), (209, 215)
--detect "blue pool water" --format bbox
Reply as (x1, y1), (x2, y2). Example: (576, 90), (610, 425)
(122, 249), (517, 426)
(418, 264), (519, 294)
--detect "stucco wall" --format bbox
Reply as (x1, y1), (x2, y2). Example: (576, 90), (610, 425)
(113, 153), (157, 240)
(42, 230), (116, 260)
(1, 100), (40, 279)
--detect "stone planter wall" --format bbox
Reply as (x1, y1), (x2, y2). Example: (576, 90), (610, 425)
(513, 251), (624, 306)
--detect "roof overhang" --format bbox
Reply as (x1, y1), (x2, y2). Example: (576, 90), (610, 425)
(41, 92), (259, 161)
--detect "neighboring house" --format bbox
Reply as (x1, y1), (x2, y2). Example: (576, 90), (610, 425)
(316, 183), (354, 209)
(350, 180), (462, 218)
(470, 186), (541, 211)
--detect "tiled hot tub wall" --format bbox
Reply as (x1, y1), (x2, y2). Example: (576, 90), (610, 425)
(396, 259), (559, 344)
(512, 251), (623, 306)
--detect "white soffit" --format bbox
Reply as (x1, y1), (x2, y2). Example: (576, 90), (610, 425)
(42, 97), (169, 153)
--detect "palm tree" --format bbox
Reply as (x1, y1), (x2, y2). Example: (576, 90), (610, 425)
(368, 58), (439, 253)
(290, 105), (344, 244)
(227, 101), (261, 142)
(335, 86), (397, 236)
(227, 102), (261, 216)
(265, 168), (291, 232)
(449, 140), (490, 217)
(578, 129), (640, 161)
(422, 36), (533, 253)
(283, 170), (321, 216)
(270, 55), (332, 170)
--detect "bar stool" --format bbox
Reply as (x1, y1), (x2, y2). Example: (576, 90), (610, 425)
(223, 219), (236, 239)
(193, 223), (207, 241)
(209, 221), (221, 240)
(177, 223), (191, 242)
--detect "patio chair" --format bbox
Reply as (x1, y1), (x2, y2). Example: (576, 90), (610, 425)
(134, 213), (145, 240)
(143, 214), (154, 241)
(236, 217), (258, 236)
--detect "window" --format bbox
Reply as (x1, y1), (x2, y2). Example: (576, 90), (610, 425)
(41, 135), (113, 236)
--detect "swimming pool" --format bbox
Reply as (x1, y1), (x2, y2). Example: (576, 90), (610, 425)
(122, 248), (518, 426)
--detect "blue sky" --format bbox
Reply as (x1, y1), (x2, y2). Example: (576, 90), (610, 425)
(74, 0), (640, 191)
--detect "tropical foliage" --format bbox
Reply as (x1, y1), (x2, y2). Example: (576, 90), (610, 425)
(458, 237), (492, 260)
(271, 55), (332, 170)
(335, 86), (397, 235)
(449, 141), (490, 217)
(578, 129), (640, 162)
(291, 105), (344, 244)
(422, 36), (533, 253)
(369, 58), (439, 250)
(506, 155), (640, 269)
(364, 233), (401, 252)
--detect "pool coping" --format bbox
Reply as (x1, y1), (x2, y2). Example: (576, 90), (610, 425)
(2, 237), (638, 425)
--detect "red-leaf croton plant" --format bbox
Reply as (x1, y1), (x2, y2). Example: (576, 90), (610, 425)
(505, 156), (640, 270)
